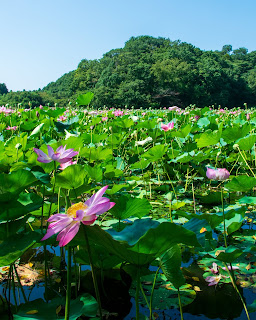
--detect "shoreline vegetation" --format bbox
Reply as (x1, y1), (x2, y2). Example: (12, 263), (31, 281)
(1, 35), (256, 109)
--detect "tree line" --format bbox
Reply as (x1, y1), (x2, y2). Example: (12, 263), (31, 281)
(1, 36), (256, 108)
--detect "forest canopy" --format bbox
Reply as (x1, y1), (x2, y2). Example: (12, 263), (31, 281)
(1, 36), (256, 108)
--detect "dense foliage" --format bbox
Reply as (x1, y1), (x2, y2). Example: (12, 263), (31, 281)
(1, 36), (256, 108)
(2, 104), (256, 319)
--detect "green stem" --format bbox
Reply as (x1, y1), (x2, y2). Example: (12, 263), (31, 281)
(48, 161), (57, 218)
(150, 266), (161, 320)
(13, 264), (28, 303)
(139, 283), (155, 320)
(11, 265), (18, 312)
(65, 246), (72, 320)
(44, 244), (48, 301)
(135, 267), (141, 320)
(223, 262), (250, 320)
(178, 288), (184, 320)
(82, 225), (103, 320)
(221, 187), (228, 247)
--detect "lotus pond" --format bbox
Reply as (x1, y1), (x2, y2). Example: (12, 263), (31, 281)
(1, 100), (256, 320)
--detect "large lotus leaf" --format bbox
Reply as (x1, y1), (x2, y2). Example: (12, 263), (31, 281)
(0, 216), (28, 241)
(80, 146), (112, 161)
(116, 118), (134, 128)
(236, 134), (256, 150)
(199, 191), (222, 204)
(0, 193), (42, 222)
(225, 175), (256, 192)
(208, 246), (243, 263)
(221, 124), (250, 143)
(142, 145), (168, 162)
(84, 164), (103, 182)
(160, 245), (185, 289)
(238, 196), (256, 204)
(184, 218), (211, 247)
(75, 219), (200, 266)
(76, 92), (94, 106)
(53, 164), (87, 189)
(196, 130), (221, 148)
(62, 136), (84, 151)
(197, 117), (210, 128)
(75, 244), (123, 270)
(13, 293), (97, 320)
(130, 159), (150, 170)
(55, 116), (79, 132)
(5, 132), (28, 152)
(41, 108), (66, 118)
(31, 170), (50, 184)
(30, 202), (58, 217)
(109, 195), (151, 220)
(82, 133), (108, 144)
(0, 169), (38, 201)
(171, 124), (192, 138)
(0, 231), (41, 266)
(10, 162), (30, 172)
(131, 273), (195, 310)
(137, 119), (158, 130)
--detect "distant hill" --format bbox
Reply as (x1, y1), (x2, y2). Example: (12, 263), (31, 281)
(1, 36), (256, 108)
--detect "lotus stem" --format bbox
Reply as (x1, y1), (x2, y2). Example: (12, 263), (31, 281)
(223, 262), (250, 320)
(13, 264), (28, 303)
(150, 266), (161, 320)
(135, 267), (141, 320)
(65, 246), (72, 320)
(82, 225), (103, 320)
(221, 187), (228, 247)
(178, 288), (184, 320)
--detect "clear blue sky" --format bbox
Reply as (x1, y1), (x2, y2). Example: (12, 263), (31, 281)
(1, 0), (256, 92)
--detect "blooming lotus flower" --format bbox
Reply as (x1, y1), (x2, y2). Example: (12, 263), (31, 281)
(41, 186), (115, 246)
(6, 126), (18, 131)
(57, 115), (67, 122)
(102, 117), (108, 121)
(168, 106), (178, 111)
(205, 275), (222, 286)
(161, 122), (174, 131)
(206, 167), (230, 181)
(34, 145), (78, 164)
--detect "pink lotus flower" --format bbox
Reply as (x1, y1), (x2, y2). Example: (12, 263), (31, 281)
(205, 275), (223, 286)
(34, 145), (78, 164)
(102, 117), (108, 121)
(113, 110), (124, 117)
(206, 167), (230, 181)
(246, 113), (250, 121)
(168, 106), (178, 111)
(57, 115), (67, 122)
(6, 126), (18, 131)
(41, 186), (115, 246)
(59, 160), (77, 170)
(194, 115), (200, 121)
(161, 122), (174, 131)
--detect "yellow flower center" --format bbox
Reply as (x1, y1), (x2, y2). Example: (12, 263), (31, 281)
(66, 202), (87, 218)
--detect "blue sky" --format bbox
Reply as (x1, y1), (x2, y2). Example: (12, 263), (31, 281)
(1, 0), (256, 92)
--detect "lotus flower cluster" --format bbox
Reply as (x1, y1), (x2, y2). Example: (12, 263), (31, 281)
(206, 167), (230, 181)
(34, 145), (78, 164)
(41, 186), (115, 247)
